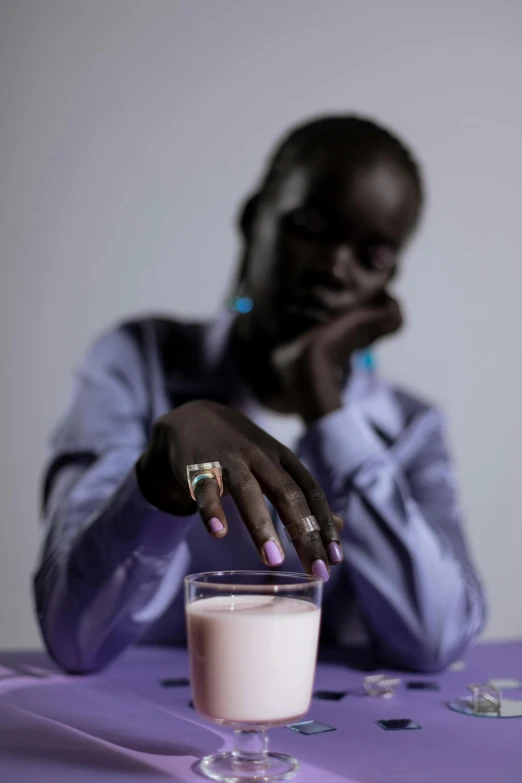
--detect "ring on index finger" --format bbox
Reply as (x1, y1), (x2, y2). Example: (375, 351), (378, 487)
(187, 462), (223, 501)
(285, 515), (320, 542)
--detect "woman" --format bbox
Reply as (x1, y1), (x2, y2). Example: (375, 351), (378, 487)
(34, 115), (486, 674)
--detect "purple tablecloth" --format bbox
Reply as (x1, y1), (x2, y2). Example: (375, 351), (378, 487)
(0, 642), (521, 783)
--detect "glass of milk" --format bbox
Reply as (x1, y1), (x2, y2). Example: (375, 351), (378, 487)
(185, 570), (323, 781)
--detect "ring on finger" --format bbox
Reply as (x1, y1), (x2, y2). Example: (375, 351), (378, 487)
(285, 515), (320, 542)
(187, 462), (223, 502)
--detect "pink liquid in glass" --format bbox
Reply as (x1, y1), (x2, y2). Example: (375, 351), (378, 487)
(187, 595), (321, 725)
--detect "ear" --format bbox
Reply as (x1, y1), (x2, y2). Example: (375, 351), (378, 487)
(238, 193), (260, 238)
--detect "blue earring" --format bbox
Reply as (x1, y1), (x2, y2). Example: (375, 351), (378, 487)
(355, 349), (376, 371)
(228, 295), (254, 314)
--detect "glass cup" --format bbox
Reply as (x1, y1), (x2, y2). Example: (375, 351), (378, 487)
(185, 571), (323, 782)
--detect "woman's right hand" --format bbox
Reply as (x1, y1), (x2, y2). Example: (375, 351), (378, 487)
(136, 400), (342, 579)
(271, 293), (403, 424)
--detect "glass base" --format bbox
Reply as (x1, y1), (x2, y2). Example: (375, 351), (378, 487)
(199, 751), (299, 782)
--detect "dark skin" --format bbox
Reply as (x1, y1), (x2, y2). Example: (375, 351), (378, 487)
(235, 140), (420, 420)
(138, 136), (421, 580)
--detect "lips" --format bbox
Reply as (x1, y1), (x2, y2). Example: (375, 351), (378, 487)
(285, 302), (332, 324)
(287, 286), (358, 318)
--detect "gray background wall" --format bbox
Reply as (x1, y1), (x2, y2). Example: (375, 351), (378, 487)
(1, 0), (521, 648)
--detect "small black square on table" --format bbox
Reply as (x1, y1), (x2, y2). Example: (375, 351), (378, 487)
(377, 719), (421, 731)
(406, 681), (440, 691)
(286, 720), (337, 735)
(159, 678), (190, 688)
(313, 690), (347, 701)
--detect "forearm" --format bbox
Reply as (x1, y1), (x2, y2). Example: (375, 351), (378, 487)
(35, 464), (195, 673)
(301, 405), (486, 671)
(341, 468), (484, 670)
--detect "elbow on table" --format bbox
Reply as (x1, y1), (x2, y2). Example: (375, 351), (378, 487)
(34, 581), (110, 675)
(381, 632), (479, 674)
(37, 613), (107, 675)
(407, 648), (458, 674)
(414, 603), (487, 673)
(49, 646), (102, 676)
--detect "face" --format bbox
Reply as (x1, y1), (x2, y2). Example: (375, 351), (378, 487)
(242, 138), (421, 343)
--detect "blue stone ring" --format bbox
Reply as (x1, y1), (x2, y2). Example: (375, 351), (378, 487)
(187, 462), (223, 501)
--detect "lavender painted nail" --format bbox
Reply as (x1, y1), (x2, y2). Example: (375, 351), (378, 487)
(327, 542), (343, 564)
(312, 559), (330, 582)
(263, 540), (284, 567)
(209, 517), (224, 534)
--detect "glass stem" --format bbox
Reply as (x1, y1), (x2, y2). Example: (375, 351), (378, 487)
(232, 729), (269, 768)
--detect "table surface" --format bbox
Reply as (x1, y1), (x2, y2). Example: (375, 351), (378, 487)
(0, 641), (521, 783)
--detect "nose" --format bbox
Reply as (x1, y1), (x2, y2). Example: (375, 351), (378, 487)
(329, 244), (357, 288)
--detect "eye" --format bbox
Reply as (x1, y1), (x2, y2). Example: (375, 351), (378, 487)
(366, 244), (397, 272)
(288, 208), (327, 238)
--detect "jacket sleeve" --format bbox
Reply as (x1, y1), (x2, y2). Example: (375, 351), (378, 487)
(300, 403), (486, 671)
(33, 327), (195, 674)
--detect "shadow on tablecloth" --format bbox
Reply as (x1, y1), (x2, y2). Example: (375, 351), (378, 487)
(1, 677), (222, 759)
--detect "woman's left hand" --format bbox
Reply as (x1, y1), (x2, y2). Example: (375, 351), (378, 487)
(271, 293), (402, 423)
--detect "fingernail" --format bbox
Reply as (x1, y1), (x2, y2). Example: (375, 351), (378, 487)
(327, 542), (343, 564)
(312, 559), (329, 582)
(263, 540), (284, 567)
(209, 517), (224, 534)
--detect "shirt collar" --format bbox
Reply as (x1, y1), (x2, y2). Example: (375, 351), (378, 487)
(345, 361), (404, 442)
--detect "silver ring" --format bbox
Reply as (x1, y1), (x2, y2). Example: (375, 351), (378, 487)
(285, 515), (320, 542)
(187, 462), (223, 501)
